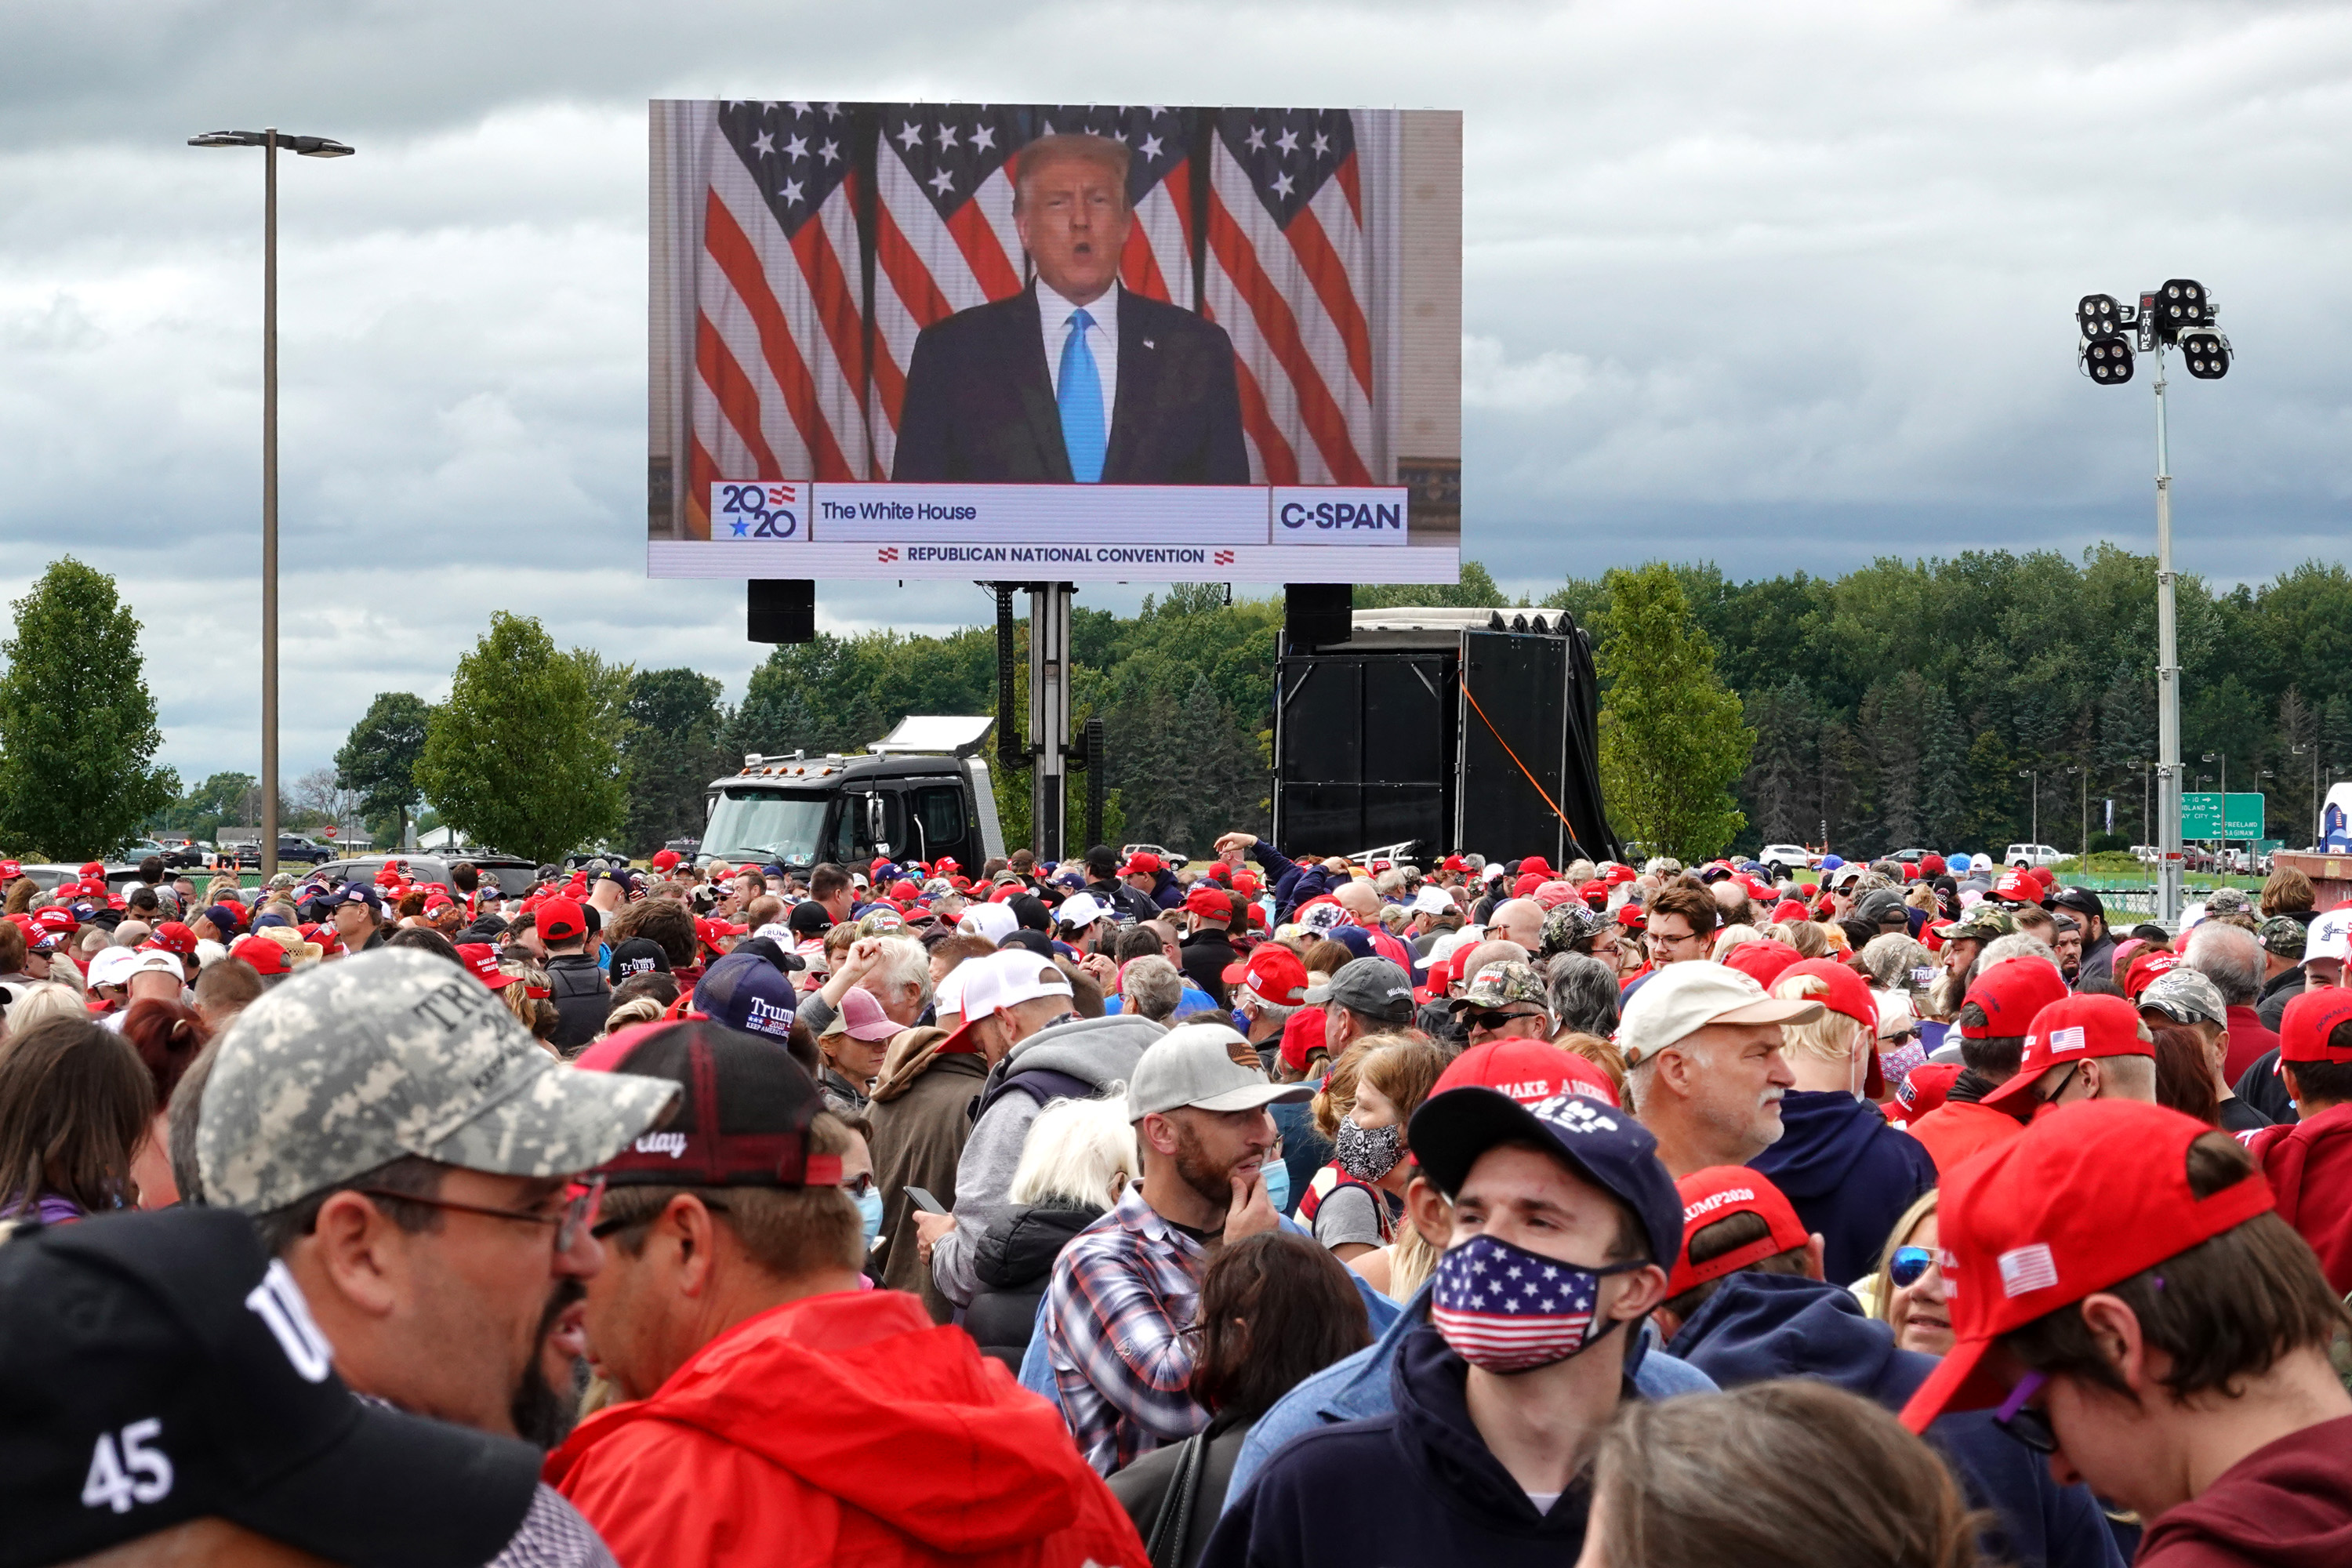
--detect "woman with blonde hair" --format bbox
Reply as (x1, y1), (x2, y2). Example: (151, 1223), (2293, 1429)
(1301, 1036), (1446, 1263)
(1857, 1189), (1951, 1357)
(967, 1091), (1138, 1370)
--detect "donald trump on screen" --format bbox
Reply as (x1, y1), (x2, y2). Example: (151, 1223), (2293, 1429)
(891, 132), (1250, 485)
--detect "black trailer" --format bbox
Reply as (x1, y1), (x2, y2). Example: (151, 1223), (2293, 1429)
(1271, 608), (1617, 864)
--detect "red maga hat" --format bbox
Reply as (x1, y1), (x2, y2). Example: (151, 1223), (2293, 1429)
(537, 897), (587, 943)
(1117, 851), (1163, 877)
(1669, 1167), (1810, 1297)
(1960, 959), (2069, 1040)
(1436, 1036), (1616, 1109)
(1277, 1006), (1330, 1073)
(2280, 989), (2352, 1065)
(1899, 1101), (2273, 1434)
(1722, 940), (1803, 992)
(1980, 994), (2151, 1109)
(1225, 943), (1308, 1007)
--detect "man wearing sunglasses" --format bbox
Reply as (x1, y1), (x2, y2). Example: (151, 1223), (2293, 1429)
(195, 949), (684, 1562)
(1904, 1100), (2352, 1567)
(1653, 1168), (2122, 1568)
(1446, 960), (1554, 1047)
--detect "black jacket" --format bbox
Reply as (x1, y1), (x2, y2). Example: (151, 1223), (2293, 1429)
(1179, 930), (1238, 1007)
(544, 953), (611, 1051)
(2258, 965), (2307, 1033)
(893, 282), (1249, 484)
(1087, 877), (1160, 926)
(1204, 1323), (1612, 1568)
(965, 1201), (1101, 1372)
(1108, 1410), (1249, 1568)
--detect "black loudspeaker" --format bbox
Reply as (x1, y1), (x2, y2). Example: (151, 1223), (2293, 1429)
(1284, 583), (1352, 652)
(748, 579), (815, 644)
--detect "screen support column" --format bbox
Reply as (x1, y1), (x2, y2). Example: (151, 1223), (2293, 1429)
(1029, 582), (1074, 861)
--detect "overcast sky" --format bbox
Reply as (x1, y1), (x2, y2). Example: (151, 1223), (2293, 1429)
(3, 0), (2347, 785)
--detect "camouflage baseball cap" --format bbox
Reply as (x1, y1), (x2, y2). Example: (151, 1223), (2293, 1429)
(1450, 959), (1549, 1012)
(1940, 906), (2017, 943)
(2205, 887), (2252, 916)
(1540, 900), (1610, 957)
(198, 949), (681, 1215)
(2138, 967), (2229, 1029)
(2259, 915), (2308, 960)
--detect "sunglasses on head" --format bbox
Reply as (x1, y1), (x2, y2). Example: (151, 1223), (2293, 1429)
(1889, 1245), (1934, 1288)
(1994, 1370), (2058, 1454)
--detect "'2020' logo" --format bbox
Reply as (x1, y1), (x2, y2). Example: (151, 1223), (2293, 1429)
(716, 483), (800, 539)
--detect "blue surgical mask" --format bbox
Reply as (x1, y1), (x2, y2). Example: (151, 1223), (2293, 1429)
(1262, 1157), (1290, 1217)
(855, 1185), (884, 1244)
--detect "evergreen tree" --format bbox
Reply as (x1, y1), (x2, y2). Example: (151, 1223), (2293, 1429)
(334, 692), (433, 850)
(0, 558), (176, 858)
(1918, 685), (1970, 850)
(1595, 564), (1753, 860)
(1741, 677), (1819, 844)
(413, 613), (629, 865)
(621, 669), (729, 854)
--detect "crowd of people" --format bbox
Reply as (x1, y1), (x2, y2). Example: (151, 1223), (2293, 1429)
(2, 835), (2350, 1567)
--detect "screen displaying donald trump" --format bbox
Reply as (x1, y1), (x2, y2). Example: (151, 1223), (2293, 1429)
(647, 102), (1461, 585)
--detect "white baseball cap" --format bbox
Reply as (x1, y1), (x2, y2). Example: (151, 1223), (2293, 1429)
(85, 947), (140, 989)
(1410, 886), (1454, 916)
(2307, 908), (2352, 967)
(1617, 961), (1823, 1067)
(124, 949), (186, 978)
(957, 948), (1073, 1024)
(1056, 891), (1113, 930)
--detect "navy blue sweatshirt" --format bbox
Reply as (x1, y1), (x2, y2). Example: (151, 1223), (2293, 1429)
(1203, 1322), (1616, 1568)
(1671, 1274), (2124, 1568)
(1749, 1088), (1938, 1285)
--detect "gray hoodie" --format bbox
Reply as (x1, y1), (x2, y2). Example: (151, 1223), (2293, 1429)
(931, 1011), (1166, 1307)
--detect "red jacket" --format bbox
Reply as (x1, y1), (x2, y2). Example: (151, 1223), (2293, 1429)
(2244, 1102), (2352, 1298)
(2223, 1006), (2282, 1087)
(2137, 1413), (2352, 1567)
(546, 1289), (1146, 1568)
(1903, 1098), (2024, 1176)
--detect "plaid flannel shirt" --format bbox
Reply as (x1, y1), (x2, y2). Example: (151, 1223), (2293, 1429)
(1044, 1183), (1211, 1474)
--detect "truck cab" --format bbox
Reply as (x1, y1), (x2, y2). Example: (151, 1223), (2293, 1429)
(699, 716), (1005, 879)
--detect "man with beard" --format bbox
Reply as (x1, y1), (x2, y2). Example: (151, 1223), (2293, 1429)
(198, 948), (681, 1566)
(1043, 1023), (1312, 1473)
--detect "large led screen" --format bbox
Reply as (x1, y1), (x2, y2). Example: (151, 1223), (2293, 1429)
(648, 101), (1460, 583)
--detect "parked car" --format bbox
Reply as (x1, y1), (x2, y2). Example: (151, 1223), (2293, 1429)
(2002, 843), (2066, 869)
(234, 834), (334, 867)
(1759, 844), (1817, 880)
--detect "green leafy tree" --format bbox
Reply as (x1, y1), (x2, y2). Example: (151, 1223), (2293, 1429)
(334, 692), (433, 850)
(621, 668), (728, 854)
(1595, 563), (1752, 860)
(0, 558), (176, 858)
(413, 613), (629, 865)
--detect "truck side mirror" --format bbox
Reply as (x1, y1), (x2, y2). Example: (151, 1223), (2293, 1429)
(868, 794), (887, 850)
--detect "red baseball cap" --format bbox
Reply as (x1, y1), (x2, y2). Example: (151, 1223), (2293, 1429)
(695, 916), (748, 950)
(1577, 878), (1609, 909)
(538, 897), (587, 943)
(1436, 1036), (1617, 1109)
(1519, 856), (1554, 878)
(1896, 1060), (1961, 1120)
(1722, 940), (1803, 992)
(1960, 959), (2070, 1040)
(2280, 989), (2352, 1065)
(1617, 903), (1647, 931)
(1278, 1006), (1330, 1073)
(1980, 994), (2151, 1109)
(0, 860), (20, 880)
(453, 942), (509, 989)
(1769, 898), (1811, 924)
(1776, 956), (1884, 1098)
(2121, 948), (2178, 1000)
(651, 848), (682, 872)
(2028, 866), (2056, 890)
(148, 920), (198, 956)
(1921, 854), (1947, 877)
(423, 892), (456, 916)
(229, 934), (292, 977)
(78, 861), (105, 879)
(1441, 855), (1470, 873)
(1993, 869), (2037, 903)
(1232, 869), (1262, 895)
(1604, 864), (1637, 886)
(1118, 851), (1163, 877)
(1669, 1167), (1811, 1296)
(31, 908), (77, 935)
(1225, 943), (1308, 1007)
(1512, 873), (1545, 899)
(1899, 1101), (2274, 1433)
(1185, 883), (1235, 920)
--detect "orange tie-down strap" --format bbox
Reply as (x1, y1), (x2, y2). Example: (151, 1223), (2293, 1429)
(1459, 672), (1584, 848)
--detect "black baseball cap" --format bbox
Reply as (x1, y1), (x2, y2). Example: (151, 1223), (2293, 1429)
(607, 936), (672, 983)
(1408, 1087), (1683, 1269)
(0, 1208), (539, 1568)
(575, 1020), (840, 1189)
(787, 900), (832, 937)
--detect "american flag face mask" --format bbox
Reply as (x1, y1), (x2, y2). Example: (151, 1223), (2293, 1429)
(1430, 1231), (1650, 1374)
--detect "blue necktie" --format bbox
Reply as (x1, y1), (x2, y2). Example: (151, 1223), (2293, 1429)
(1058, 308), (1106, 483)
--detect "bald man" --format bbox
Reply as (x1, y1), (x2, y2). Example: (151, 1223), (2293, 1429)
(893, 132), (1248, 484)
(1489, 898), (1545, 953)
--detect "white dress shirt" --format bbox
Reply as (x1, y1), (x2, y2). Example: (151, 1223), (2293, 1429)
(1036, 279), (1120, 440)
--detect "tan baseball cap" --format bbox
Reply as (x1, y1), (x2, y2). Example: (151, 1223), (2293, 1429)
(1617, 961), (1823, 1067)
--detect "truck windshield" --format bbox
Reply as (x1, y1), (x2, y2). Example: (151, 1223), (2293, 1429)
(702, 789), (829, 866)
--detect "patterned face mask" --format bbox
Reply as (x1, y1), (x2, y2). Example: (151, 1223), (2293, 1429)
(1430, 1231), (1650, 1373)
(1334, 1118), (1403, 1183)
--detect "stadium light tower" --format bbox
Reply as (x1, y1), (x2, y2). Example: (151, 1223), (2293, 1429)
(2077, 280), (2232, 929)
(188, 129), (354, 880)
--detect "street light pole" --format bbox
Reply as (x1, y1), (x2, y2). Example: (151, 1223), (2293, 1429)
(190, 127), (351, 885)
(2154, 342), (2183, 927)
(2068, 764), (2087, 859)
(2018, 768), (2038, 852)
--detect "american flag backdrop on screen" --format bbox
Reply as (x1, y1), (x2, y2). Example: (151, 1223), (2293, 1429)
(867, 104), (1029, 481)
(1034, 105), (1198, 308)
(688, 102), (870, 533)
(1203, 108), (1375, 486)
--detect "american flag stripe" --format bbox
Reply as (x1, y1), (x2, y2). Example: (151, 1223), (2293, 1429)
(1122, 169), (1193, 306)
(701, 189), (854, 478)
(694, 313), (784, 477)
(1206, 188), (1371, 485)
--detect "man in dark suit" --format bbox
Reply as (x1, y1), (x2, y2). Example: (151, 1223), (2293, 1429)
(894, 132), (1250, 485)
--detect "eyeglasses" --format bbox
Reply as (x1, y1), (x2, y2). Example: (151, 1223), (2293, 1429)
(1881, 1026), (1922, 1045)
(1993, 1370), (2057, 1454)
(358, 1175), (604, 1254)
(843, 1172), (875, 1198)
(1889, 1245), (1934, 1288)
(1465, 1009), (1547, 1033)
